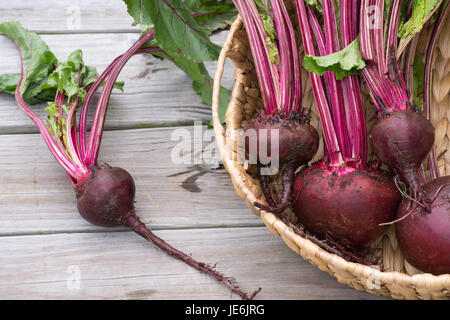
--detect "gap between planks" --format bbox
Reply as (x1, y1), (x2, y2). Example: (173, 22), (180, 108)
(0, 223), (265, 238)
(0, 226), (384, 300)
(0, 126), (263, 236)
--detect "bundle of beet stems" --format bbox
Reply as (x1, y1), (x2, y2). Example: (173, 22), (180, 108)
(0, 22), (260, 299)
(295, 0), (450, 273)
(292, 0), (400, 259)
(233, 0), (319, 216)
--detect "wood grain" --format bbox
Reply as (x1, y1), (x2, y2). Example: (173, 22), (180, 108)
(0, 126), (262, 235)
(0, 32), (234, 133)
(0, 227), (384, 299)
(0, 0), (138, 33)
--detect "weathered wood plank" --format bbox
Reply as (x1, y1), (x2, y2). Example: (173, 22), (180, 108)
(0, 32), (234, 133)
(0, 0), (138, 33)
(0, 126), (262, 235)
(0, 227), (385, 299)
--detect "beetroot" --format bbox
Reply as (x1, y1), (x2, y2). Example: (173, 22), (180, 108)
(394, 2), (450, 276)
(395, 176), (450, 275)
(290, 1), (401, 250)
(77, 166), (136, 227)
(247, 112), (319, 213)
(6, 25), (260, 300)
(245, 112), (319, 169)
(234, 0), (319, 214)
(369, 110), (435, 205)
(293, 166), (400, 248)
(359, 1), (445, 209)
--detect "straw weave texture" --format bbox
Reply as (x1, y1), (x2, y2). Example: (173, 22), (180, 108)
(211, 2), (450, 299)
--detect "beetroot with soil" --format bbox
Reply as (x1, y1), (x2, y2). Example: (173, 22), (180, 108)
(359, 1), (444, 210)
(292, 0), (399, 249)
(234, 0), (319, 214)
(395, 176), (450, 275)
(393, 3), (450, 276)
(293, 166), (400, 248)
(369, 110), (435, 206)
(244, 111), (319, 213)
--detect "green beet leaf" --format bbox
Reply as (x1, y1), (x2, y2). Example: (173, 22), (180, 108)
(304, 38), (366, 80)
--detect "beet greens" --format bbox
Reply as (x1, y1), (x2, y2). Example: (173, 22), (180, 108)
(123, 0), (238, 124)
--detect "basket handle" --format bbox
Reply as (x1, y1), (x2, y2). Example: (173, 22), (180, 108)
(212, 17), (242, 159)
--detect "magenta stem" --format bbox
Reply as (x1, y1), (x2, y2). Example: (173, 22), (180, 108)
(233, 1), (277, 113)
(279, 2), (302, 113)
(65, 98), (89, 174)
(385, 0), (402, 76)
(404, 35), (419, 104)
(341, 0), (367, 164)
(79, 55), (123, 158)
(374, 0), (385, 76)
(308, 5), (350, 159)
(360, 0), (372, 60)
(247, 1), (280, 102)
(270, 0), (294, 111)
(84, 31), (155, 166)
(295, 0), (342, 165)
(78, 46), (157, 159)
(13, 49), (85, 180)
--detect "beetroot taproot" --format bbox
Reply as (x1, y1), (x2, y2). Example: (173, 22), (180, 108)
(247, 112), (319, 213)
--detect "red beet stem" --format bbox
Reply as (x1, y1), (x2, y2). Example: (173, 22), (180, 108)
(123, 213), (261, 300)
(84, 31), (155, 166)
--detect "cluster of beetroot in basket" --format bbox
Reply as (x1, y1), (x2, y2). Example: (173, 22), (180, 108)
(234, 0), (450, 275)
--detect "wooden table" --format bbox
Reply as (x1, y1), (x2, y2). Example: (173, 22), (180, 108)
(0, 0), (385, 299)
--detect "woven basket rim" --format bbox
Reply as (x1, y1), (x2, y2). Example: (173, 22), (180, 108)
(212, 14), (450, 298)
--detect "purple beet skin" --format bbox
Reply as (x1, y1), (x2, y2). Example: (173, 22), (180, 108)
(245, 112), (319, 214)
(369, 110), (435, 203)
(293, 167), (400, 248)
(244, 112), (319, 169)
(76, 166), (136, 227)
(395, 176), (450, 275)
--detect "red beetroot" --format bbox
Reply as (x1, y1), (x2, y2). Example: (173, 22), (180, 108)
(233, 1), (318, 214)
(247, 112), (319, 213)
(77, 166), (135, 227)
(369, 110), (435, 205)
(245, 113), (319, 169)
(7, 25), (260, 300)
(75, 165), (260, 299)
(289, 1), (403, 250)
(395, 176), (450, 275)
(293, 166), (400, 248)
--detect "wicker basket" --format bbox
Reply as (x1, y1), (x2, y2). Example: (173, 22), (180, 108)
(212, 3), (450, 300)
